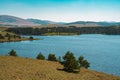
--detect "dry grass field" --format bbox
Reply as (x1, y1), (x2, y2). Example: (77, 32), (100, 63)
(0, 56), (120, 80)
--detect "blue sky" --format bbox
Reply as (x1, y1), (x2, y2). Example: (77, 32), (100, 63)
(0, 0), (120, 22)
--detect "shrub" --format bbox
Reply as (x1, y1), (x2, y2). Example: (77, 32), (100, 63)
(36, 53), (45, 60)
(8, 49), (17, 56)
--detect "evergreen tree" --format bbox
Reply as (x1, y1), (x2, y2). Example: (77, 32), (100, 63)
(48, 54), (57, 61)
(36, 53), (45, 60)
(0, 34), (5, 39)
(78, 56), (84, 64)
(80, 60), (90, 68)
(8, 49), (17, 56)
(78, 56), (90, 69)
(63, 51), (79, 72)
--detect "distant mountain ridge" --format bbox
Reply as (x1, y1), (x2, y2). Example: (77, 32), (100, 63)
(0, 15), (37, 26)
(0, 15), (120, 27)
(27, 18), (66, 25)
(66, 21), (120, 27)
(27, 18), (57, 25)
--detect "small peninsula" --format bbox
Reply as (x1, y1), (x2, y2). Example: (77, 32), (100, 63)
(0, 29), (38, 42)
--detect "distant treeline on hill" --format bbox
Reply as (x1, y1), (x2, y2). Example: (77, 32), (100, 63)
(6, 26), (120, 35)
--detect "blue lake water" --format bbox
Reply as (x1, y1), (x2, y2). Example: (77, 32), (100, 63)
(0, 34), (120, 76)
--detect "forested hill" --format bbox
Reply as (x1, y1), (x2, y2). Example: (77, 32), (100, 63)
(6, 26), (120, 35)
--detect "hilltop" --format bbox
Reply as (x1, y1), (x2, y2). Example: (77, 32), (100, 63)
(0, 15), (120, 27)
(65, 21), (120, 27)
(0, 15), (38, 26)
(0, 56), (120, 80)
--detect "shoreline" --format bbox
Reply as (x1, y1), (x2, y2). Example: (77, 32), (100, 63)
(0, 38), (39, 43)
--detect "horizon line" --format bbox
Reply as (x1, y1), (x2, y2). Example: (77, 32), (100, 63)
(0, 14), (120, 23)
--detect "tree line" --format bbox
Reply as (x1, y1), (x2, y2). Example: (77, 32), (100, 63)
(0, 32), (34, 41)
(6, 26), (120, 35)
(8, 49), (90, 73)
(0, 33), (21, 40)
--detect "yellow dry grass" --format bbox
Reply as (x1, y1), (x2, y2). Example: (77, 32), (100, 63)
(0, 56), (120, 80)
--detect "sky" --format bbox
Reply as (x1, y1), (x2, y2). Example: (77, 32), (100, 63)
(0, 0), (120, 22)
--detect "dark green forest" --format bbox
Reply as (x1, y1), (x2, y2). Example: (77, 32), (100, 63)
(6, 26), (120, 35)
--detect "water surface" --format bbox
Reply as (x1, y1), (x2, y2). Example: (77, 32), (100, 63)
(0, 34), (120, 76)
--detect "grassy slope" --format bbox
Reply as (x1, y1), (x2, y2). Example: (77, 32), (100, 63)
(0, 56), (120, 80)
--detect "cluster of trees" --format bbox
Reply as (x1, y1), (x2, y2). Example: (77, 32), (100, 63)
(62, 51), (90, 72)
(5, 33), (21, 39)
(0, 32), (34, 41)
(0, 33), (21, 40)
(8, 49), (90, 73)
(6, 26), (120, 35)
(36, 53), (57, 61)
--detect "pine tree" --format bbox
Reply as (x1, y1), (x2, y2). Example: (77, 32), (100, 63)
(36, 53), (45, 60)
(81, 60), (90, 68)
(8, 49), (17, 56)
(78, 56), (84, 64)
(48, 54), (57, 61)
(63, 51), (79, 72)
(78, 56), (90, 69)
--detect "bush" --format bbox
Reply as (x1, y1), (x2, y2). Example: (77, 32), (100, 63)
(63, 51), (79, 72)
(29, 36), (33, 40)
(8, 49), (17, 56)
(36, 53), (45, 60)
(48, 54), (57, 61)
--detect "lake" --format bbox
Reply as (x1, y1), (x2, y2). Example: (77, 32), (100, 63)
(0, 34), (120, 76)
